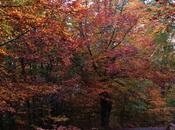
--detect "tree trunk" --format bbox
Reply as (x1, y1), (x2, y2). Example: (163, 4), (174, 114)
(99, 92), (112, 129)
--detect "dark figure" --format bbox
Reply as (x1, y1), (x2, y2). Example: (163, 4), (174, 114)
(99, 91), (112, 129)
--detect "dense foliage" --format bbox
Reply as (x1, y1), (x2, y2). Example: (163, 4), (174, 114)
(0, 0), (175, 129)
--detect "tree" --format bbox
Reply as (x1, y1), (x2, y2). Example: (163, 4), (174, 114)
(0, 0), (175, 129)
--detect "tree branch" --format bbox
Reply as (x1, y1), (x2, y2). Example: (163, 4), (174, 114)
(107, 28), (117, 49)
(0, 29), (31, 47)
(111, 21), (138, 49)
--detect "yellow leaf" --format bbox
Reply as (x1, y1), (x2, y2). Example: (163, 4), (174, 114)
(0, 47), (8, 56)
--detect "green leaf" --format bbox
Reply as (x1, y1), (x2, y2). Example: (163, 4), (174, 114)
(1, 21), (13, 35)
(13, 0), (33, 5)
(154, 31), (168, 44)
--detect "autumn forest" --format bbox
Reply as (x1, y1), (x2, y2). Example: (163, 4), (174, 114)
(0, 0), (175, 130)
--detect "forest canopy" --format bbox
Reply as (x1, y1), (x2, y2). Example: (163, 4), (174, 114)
(0, 0), (175, 130)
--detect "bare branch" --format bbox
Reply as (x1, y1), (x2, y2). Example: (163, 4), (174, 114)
(111, 20), (138, 49)
(0, 29), (31, 47)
